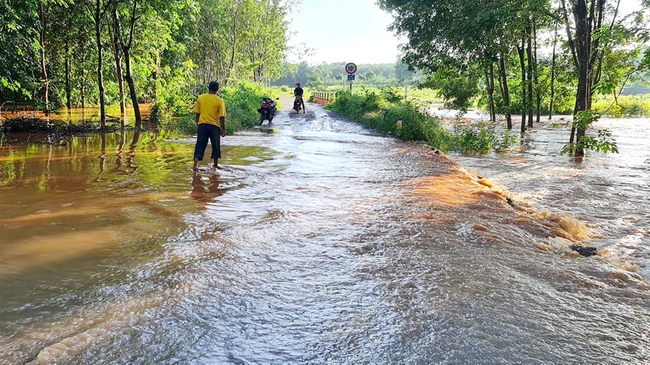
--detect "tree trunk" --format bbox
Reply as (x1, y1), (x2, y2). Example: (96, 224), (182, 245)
(65, 41), (72, 112)
(124, 48), (141, 129)
(95, 0), (106, 128)
(526, 25), (534, 128)
(549, 23), (558, 120)
(110, 13), (126, 127)
(489, 62), (496, 122)
(484, 62), (496, 122)
(80, 48), (87, 111)
(517, 39), (527, 134)
(573, 0), (591, 157)
(38, 0), (49, 114)
(498, 52), (512, 129)
(122, 0), (141, 129)
(114, 0), (142, 129)
(533, 21), (541, 124)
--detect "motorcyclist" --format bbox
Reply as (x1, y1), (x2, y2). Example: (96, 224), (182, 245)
(293, 82), (305, 113)
(258, 97), (277, 125)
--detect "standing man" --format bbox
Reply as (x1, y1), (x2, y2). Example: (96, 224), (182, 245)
(193, 80), (227, 171)
(294, 82), (305, 113)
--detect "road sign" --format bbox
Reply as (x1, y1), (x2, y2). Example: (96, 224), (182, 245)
(345, 62), (357, 75)
(347, 74), (355, 81)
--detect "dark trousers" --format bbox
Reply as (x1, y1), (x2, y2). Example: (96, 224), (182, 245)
(194, 123), (221, 161)
(296, 96), (305, 111)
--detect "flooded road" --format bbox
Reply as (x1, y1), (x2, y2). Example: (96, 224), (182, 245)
(1, 105), (649, 364)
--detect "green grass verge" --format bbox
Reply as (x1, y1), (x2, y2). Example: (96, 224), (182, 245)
(326, 89), (453, 151)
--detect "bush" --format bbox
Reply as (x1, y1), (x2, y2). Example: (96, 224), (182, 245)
(327, 87), (453, 151)
(164, 113), (197, 135)
(220, 80), (267, 132)
(452, 122), (497, 152)
(150, 101), (172, 125)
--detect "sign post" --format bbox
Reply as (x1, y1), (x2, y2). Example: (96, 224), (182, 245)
(345, 62), (357, 92)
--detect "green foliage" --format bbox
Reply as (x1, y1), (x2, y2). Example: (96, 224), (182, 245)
(420, 66), (481, 112)
(559, 109), (619, 155)
(450, 122), (519, 153)
(378, 0), (650, 158)
(452, 122), (497, 153)
(327, 87), (528, 153)
(150, 101), (172, 125)
(580, 130), (619, 154)
(0, 0), (295, 122)
(326, 88), (453, 151)
(592, 95), (650, 118)
(497, 128), (518, 151)
(163, 113), (197, 135)
(163, 80), (276, 134)
(220, 80), (272, 132)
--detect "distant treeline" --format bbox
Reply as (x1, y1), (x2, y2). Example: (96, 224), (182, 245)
(272, 62), (424, 89)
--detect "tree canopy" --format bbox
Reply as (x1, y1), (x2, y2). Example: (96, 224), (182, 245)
(379, 0), (650, 156)
(0, 0), (298, 125)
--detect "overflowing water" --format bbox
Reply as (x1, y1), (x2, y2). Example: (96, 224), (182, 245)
(1, 105), (649, 364)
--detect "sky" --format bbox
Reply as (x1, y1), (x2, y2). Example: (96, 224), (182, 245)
(287, 0), (646, 66)
(287, 0), (401, 65)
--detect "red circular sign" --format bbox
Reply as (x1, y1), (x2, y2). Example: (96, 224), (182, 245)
(345, 62), (357, 75)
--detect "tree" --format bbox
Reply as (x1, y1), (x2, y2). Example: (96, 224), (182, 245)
(559, 0), (649, 156)
(379, 0), (550, 125)
(380, 0), (649, 158)
(112, 0), (142, 129)
(83, 0), (111, 127)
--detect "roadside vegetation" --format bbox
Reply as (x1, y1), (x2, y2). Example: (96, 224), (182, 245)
(156, 81), (280, 135)
(325, 87), (518, 154)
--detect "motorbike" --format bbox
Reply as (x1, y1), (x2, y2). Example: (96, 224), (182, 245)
(258, 97), (278, 125)
(293, 96), (303, 113)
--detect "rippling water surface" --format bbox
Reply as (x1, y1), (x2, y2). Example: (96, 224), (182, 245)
(1, 106), (649, 364)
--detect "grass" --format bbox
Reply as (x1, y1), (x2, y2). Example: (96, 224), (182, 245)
(326, 88), (453, 151)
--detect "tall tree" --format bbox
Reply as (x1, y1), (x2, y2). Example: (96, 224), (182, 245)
(559, 0), (649, 156)
(84, 0), (111, 127)
(379, 0), (550, 124)
(113, 0), (142, 129)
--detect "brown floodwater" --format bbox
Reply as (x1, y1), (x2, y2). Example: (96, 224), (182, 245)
(1, 105), (649, 364)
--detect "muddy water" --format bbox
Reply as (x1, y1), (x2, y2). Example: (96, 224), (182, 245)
(0, 105), (151, 124)
(1, 106), (649, 364)
(452, 117), (650, 279)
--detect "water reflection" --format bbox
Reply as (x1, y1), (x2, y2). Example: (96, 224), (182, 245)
(190, 171), (225, 201)
(0, 104), (151, 124)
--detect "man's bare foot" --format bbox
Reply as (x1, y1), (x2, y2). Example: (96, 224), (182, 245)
(214, 164), (223, 170)
(192, 164), (199, 171)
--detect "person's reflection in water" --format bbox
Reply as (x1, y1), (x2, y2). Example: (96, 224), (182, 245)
(190, 171), (224, 200)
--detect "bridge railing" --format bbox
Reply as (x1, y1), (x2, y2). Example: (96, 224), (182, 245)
(311, 92), (336, 106)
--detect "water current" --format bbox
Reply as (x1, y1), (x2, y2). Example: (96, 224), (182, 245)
(1, 104), (649, 364)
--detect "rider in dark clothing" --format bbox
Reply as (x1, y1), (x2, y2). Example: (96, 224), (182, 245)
(294, 82), (305, 113)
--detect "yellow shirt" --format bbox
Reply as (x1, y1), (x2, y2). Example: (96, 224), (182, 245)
(193, 93), (227, 126)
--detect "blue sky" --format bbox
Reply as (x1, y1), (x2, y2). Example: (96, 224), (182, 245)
(287, 0), (645, 65)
